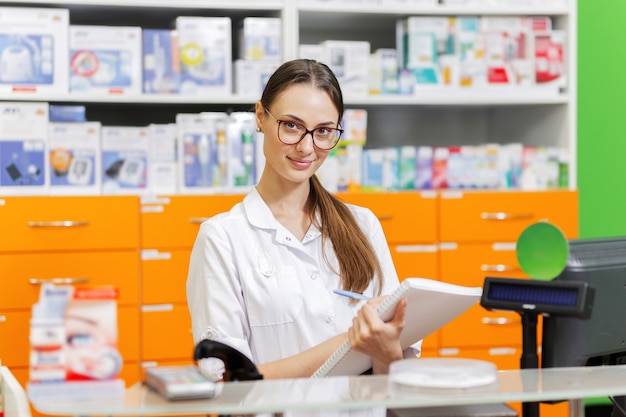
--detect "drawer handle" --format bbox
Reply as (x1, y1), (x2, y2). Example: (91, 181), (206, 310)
(377, 215), (393, 221)
(482, 317), (519, 325)
(189, 217), (210, 224)
(481, 264), (520, 272)
(27, 221), (89, 227)
(29, 277), (90, 285)
(480, 212), (533, 221)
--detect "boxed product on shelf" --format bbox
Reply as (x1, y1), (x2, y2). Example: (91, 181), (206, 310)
(415, 145), (433, 190)
(200, 112), (230, 189)
(397, 146), (417, 190)
(320, 40), (370, 97)
(368, 48), (399, 95)
(481, 17), (533, 87)
(142, 29), (180, 94)
(299, 44), (324, 62)
(101, 126), (149, 194)
(226, 112), (257, 189)
(0, 7), (69, 95)
(533, 30), (566, 91)
(0, 101), (49, 195)
(48, 121), (101, 195)
(69, 25), (143, 96)
(49, 105), (86, 122)
(176, 16), (232, 96)
(455, 16), (487, 88)
(176, 113), (218, 194)
(233, 59), (280, 96)
(237, 17), (282, 62)
(396, 17), (455, 88)
(147, 123), (178, 195)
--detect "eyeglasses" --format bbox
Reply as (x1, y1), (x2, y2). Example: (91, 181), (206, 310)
(264, 108), (343, 150)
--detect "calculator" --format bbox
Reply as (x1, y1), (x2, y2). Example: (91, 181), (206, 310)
(145, 365), (219, 401)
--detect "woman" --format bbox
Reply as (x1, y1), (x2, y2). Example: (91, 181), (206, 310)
(186, 59), (419, 380)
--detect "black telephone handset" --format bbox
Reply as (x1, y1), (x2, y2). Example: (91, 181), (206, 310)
(193, 339), (263, 382)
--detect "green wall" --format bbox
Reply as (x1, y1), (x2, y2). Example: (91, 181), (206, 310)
(578, 0), (626, 238)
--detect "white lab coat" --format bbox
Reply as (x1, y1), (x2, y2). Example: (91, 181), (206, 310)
(186, 187), (419, 377)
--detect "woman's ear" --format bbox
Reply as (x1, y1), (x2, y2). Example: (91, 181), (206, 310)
(255, 101), (264, 133)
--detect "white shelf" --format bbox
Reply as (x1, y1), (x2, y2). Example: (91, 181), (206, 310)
(4, 0), (284, 10)
(0, 92), (567, 106)
(297, 3), (570, 16)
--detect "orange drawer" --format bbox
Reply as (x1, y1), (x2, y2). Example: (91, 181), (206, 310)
(141, 303), (194, 361)
(140, 194), (244, 249)
(0, 251), (140, 309)
(141, 248), (192, 304)
(439, 190), (578, 242)
(440, 242), (526, 287)
(0, 196), (139, 252)
(0, 310), (30, 368)
(337, 191), (438, 243)
(391, 244), (438, 281)
(441, 303), (522, 348)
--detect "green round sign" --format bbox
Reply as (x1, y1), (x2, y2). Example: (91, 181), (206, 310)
(516, 222), (569, 280)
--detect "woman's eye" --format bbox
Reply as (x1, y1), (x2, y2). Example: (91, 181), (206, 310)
(316, 128), (331, 135)
(283, 122), (300, 130)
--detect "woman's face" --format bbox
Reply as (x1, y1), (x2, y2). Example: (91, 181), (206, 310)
(257, 83), (340, 186)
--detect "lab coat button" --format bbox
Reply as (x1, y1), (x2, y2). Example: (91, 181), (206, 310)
(325, 316), (333, 324)
(286, 236), (291, 241)
(310, 274), (318, 280)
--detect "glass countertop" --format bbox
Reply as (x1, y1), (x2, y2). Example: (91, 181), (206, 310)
(30, 365), (626, 416)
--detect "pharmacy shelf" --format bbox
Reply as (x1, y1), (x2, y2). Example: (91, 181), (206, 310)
(0, 92), (568, 106)
(3, 0), (284, 10)
(297, 3), (570, 16)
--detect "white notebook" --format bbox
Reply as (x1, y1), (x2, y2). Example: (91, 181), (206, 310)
(312, 278), (483, 378)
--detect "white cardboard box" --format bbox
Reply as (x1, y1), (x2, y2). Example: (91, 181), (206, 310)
(0, 102), (49, 195)
(69, 25), (143, 96)
(176, 17), (232, 96)
(0, 7), (69, 95)
(101, 126), (149, 194)
(48, 122), (101, 195)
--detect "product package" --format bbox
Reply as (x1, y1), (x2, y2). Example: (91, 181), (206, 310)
(321, 40), (370, 97)
(176, 113), (218, 194)
(0, 7), (69, 95)
(101, 126), (149, 194)
(142, 29), (180, 94)
(237, 17), (282, 62)
(69, 25), (143, 95)
(27, 284), (124, 401)
(0, 102), (49, 195)
(48, 122), (101, 195)
(147, 123), (178, 195)
(176, 17), (232, 96)
(226, 112), (257, 190)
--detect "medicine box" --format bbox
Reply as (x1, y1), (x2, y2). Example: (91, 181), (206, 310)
(0, 7), (69, 95)
(48, 122), (101, 195)
(321, 40), (370, 97)
(233, 59), (279, 97)
(143, 29), (180, 94)
(533, 30), (566, 92)
(176, 17), (232, 96)
(176, 113), (218, 194)
(147, 123), (178, 195)
(0, 102), (49, 195)
(226, 112), (257, 190)
(101, 126), (149, 194)
(238, 17), (282, 62)
(69, 25), (143, 95)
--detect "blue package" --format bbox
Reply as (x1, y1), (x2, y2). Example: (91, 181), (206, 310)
(142, 29), (180, 94)
(49, 105), (86, 122)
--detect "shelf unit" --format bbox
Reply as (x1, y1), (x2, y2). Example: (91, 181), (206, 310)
(0, 0), (577, 186)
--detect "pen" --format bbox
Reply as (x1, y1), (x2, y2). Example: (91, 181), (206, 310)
(333, 289), (371, 301)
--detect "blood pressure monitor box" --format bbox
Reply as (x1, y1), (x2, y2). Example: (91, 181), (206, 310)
(0, 102), (49, 195)
(101, 126), (149, 194)
(69, 25), (142, 96)
(0, 7), (69, 95)
(48, 122), (101, 195)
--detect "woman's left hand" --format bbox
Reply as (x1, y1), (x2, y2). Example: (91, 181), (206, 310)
(347, 296), (406, 373)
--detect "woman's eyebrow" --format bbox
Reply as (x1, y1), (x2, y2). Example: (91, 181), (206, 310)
(283, 113), (336, 127)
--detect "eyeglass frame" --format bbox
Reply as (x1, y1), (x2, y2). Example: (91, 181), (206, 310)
(264, 108), (344, 150)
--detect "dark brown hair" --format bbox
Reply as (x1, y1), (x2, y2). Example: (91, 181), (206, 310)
(261, 59), (383, 295)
